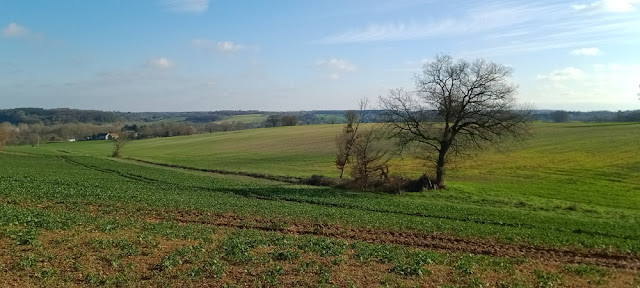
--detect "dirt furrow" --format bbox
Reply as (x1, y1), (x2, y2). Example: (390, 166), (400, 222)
(162, 211), (640, 270)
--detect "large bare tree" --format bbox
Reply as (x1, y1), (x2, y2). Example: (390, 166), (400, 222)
(379, 54), (530, 188)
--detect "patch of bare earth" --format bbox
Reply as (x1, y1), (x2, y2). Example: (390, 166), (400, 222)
(0, 228), (203, 287)
(137, 247), (639, 287)
(1, 222), (639, 287)
(4, 197), (639, 270)
(3, 200), (640, 287)
(158, 210), (640, 270)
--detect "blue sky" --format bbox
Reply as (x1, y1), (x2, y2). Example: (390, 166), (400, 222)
(1, 0), (639, 111)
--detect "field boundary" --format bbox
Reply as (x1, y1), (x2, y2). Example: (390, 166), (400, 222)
(124, 157), (305, 184)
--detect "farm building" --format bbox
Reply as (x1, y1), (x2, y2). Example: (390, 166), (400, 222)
(95, 133), (118, 140)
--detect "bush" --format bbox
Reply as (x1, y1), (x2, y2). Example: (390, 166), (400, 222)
(303, 175), (347, 188)
(301, 174), (435, 193)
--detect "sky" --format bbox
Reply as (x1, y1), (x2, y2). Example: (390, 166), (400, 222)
(1, 0), (640, 112)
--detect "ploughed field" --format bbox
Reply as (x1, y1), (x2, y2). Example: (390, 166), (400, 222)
(1, 122), (640, 287)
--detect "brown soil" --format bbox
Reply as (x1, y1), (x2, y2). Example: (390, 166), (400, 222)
(2, 196), (639, 271)
(2, 220), (640, 287)
(159, 210), (640, 271)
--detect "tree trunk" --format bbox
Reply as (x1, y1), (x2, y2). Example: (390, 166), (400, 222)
(435, 144), (449, 188)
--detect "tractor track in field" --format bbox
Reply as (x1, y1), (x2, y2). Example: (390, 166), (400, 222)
(124, 157), (305, 184)
(157, 210), (640, 270)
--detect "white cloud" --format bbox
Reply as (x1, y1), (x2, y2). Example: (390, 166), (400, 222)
(604, 0), (640, 12)
(3, 22), (31, 38)
(572, 2), (600, 11)
(192, 39), (248, 54)
(316, 58), (357, 79)
(537, 67), (585, 81)
(146, 57), (175, 69)
(163, 0), (210, 13)
(216, 41), (243, 53)
(535, 64), (640, 104)
(570, 47), (602, 56)
(573, 0), (640, 12)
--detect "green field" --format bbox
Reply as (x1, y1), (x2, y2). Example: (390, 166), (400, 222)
(2, 122), (640, 286)
(17, 122), (640, 209)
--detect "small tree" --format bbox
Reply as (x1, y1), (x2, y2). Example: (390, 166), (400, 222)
(0, 123), (10, 151)
(111, 132), (132, 158)
(219, 122), (233, 132)
(350, 128), (390, 190)
(335, 100), (367, 178)
(550, 110), (570, 123)
(335, 125), (356, 179)
(281, 115), (299, 126)
(380, 54), (530, 188)
(265, 115), (281, 127)
(345, 110), (359, 124)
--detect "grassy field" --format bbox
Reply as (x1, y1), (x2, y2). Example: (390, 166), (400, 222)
(2, 122), (640, 286)
(16, 122), (640, 210)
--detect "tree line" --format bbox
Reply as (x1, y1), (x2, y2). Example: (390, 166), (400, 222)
(544, 110), (640, 123)
(3, 107), (634, 129)
(0, 121), (269, 147)
(0, 108), (124, 125)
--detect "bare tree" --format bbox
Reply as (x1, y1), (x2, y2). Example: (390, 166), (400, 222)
(350, 127), (390, 190)
(111, 132), (133, 158)
(344, 110), (359, 124)
(335, 99), (368, 178)
(379, 54), (530, 188)
(0, 123), (10, 150)
(335, 127), (355, 179)
(265, 115), (281, 127)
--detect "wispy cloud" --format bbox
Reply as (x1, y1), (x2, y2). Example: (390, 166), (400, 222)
(573, 0), (640, 13)
(537, 67), (585, 81)
(216, 41), (244, 53)
(163, 0), (210, 13)
(146, 57), (175, 69)
(316, 20), (458, 44)
(315, 1), (558, 44)
(316, 58), (356, 79)
(316, 1), (640, 57)
(192, 39), (253, 54)
(571, 47), (602, 56)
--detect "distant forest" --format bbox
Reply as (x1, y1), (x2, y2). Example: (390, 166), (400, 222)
(1, 107), (639, 147)
(2, 107), (640, 126)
